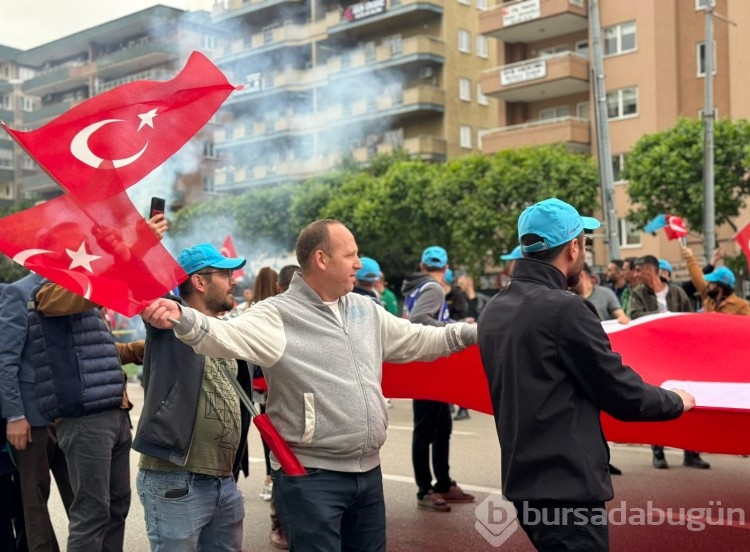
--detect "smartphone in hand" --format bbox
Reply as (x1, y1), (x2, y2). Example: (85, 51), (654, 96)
(149, 197), (166, 218)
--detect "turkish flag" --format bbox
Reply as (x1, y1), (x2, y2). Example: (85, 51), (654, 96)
(1, 51), (236, 196)
(734, 219), (750, 273)
(0, 189), (186, 316)
(664, 215), (688, 240)
(382, 313), (750, 455)
(220, 235), (245, 281)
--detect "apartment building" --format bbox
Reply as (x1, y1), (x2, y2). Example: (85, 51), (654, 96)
(479, 0), (750, 274)
(210, 0), (498, 191)
(12, 6), (221, 207)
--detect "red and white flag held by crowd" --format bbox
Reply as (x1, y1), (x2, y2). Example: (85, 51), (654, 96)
(220, 235), (245, 281)
(734, 219), (750, 273)
(0, 189), (186, 316)
(1, 51), (236, 197)
(382, 312), (750, 455)
(664, 214), (688, 241)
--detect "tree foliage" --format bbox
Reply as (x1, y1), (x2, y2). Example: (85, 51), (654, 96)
(0, 200), (34, 284)
(623, 117), (750, 233)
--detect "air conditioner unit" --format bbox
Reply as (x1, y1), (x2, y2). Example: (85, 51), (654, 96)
(419, 67), (433, 79)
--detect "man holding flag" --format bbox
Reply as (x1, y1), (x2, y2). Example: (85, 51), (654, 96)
(682, 247), (750, 315)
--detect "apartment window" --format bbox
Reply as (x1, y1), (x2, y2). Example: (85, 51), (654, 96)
(476, 0), (487, 9)
(697, 41), (717, 76)
(476, 35), (489, 58)
(618, 217), (641, 248)
(1, 94), (11, 109)
(696, 0), (715, 8)
(458, 30), (471, 53)
(539, 105), (570, 120)
(612, 153), (626, 182)
(203, 142), (216, 158)
(576, 101), (590, 120)
(607, 87), (638, 119)
(477, 84), (489, 106)
(0, 149), (12, 168)
(540, 45), (568, 58)
(203, 176), (215, 192)
(460, 125), (473, 149)
(202, 34), (216, 50)
(21, 97), (35, 112)
(459, 78), (472, 101)
(575, 40), (589, 58)
(604, 21), (636, 56)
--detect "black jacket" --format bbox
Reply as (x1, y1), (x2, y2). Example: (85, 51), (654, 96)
(477, 259), (684, 502)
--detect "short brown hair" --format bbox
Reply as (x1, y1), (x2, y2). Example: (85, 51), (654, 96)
(295, 219), (340, 269)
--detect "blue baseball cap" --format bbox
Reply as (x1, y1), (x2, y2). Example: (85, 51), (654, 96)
(177, 243), (246, 275)
(356, 257), (381, 282)
(658, 259), (673, 273)
(421, 246), (448, 269)
(500, 245), (522, 261)
(704, 266), (735, 287)
(519, 198), (600, 253)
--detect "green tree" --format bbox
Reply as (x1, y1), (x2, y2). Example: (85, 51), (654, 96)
(622, 117), (750, 233)
(0, 201), (34, 283)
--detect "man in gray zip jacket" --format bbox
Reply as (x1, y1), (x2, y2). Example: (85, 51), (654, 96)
(142, 219), (478, 552)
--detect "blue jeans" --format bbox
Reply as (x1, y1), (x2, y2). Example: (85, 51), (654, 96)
(273, 466), (386, 552)
(136, 470), (244, 552)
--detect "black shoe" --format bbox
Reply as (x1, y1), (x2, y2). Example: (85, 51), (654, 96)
(608, 463), (622, 475)
(454, 408), (470, 421)
(653, 454), (668, 469)
(683, 453), (710, 469)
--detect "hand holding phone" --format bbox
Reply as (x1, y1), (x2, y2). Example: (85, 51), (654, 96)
(149, 197), (166, 218)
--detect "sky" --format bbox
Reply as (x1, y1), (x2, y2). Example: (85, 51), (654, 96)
(2, 0), (217, 50)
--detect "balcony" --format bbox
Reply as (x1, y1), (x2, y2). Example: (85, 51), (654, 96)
(480, 51), (588, 102)
(22, 62), (93, 96)
(96, 41), (181, 76)
(325, 85), (444, 127)
(22, 99), (79, 126)
(218, 19), (325, 64)
(480, 0), (588, 44)
(326, 0), (444, 36)
(213, 0), (305, 23)
(480, 116), (590, 154)
(19, 171), (60, 198)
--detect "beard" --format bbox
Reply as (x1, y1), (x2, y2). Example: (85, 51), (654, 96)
(707, 287), (721, 300)
(567, 272), (581, 289)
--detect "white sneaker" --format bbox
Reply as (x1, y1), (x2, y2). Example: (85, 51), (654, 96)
(259, 482), (273, 501)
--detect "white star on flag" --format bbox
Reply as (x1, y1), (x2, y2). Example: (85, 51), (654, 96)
(66, 242), (102, 273)
(137, 108), (159, 131)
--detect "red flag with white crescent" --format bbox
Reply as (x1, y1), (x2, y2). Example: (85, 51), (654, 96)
(1, 51), (237, 196)
(382, 312), (750, 455)
(0, 190), (186, 316)
(734, 219), (750, 273)
(664, 215), (688, 240)
(220, 235), (245, 281)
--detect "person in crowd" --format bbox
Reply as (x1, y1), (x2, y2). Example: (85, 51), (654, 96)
(658, 259), (673, 282)
(605, 259), (628, 301)
(478, 198), (695, 551)
(353, 257), (383, 305)
(375, 272), (399, 316)
(682, 247), (725, 306)
(140, 219), (478, 552)
(681, 247), (750, 315)
(0, 274), (74, 552)
(402, 246), (475, 512)
(619, 257), (639, 316)
(574, 264), (630, 325)
(134, 243), (250, 551)
(630, 254), (709, 470)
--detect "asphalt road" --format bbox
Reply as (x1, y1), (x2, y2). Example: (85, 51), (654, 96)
(46, 382), (749, 551)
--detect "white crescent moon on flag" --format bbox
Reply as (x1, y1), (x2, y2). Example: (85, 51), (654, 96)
(12, 248), (53, 266)
(70, 119), (149, 168)
(667, 217), (686, 234)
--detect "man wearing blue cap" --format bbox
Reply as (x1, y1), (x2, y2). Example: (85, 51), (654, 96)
(133, 243), (252, 551)
(682, 247), (750, 315)
(478, 198), (695, 551)
(141, 220), (478, 552)
(658, 259), (673, 282)
(353, 256), (383, 305)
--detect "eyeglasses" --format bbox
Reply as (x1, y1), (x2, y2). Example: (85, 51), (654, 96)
(197, 269), (234, 279)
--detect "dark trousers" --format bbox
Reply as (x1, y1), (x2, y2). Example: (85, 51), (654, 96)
(13, 424), (74, 552)
(57, 409), (131, 552)
(412, 399), (452, 498)
(513, 500), (609, 552)
(273, 466), (386, 552)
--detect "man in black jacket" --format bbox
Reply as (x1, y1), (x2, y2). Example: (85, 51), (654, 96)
(477, 198), (695, 551)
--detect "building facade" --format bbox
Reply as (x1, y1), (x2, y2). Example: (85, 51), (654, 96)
(479, 0), (750, 277)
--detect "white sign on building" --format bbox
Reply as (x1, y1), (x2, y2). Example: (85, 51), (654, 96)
(500, 60), (547, 86)
(501, 0), (541, 26)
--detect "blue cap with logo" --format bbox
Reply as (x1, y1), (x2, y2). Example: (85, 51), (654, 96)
(704, 266), (735, 287)
(658, 259), (673, 273)
(421, 246), (448, 269)
(177, 243), (247, 275)
(519, 198), (600, 253)
(356, 257), (381, 283)
(500, 245), (522, 261)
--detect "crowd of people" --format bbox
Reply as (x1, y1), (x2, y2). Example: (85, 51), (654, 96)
(0, 200), (747, 551)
